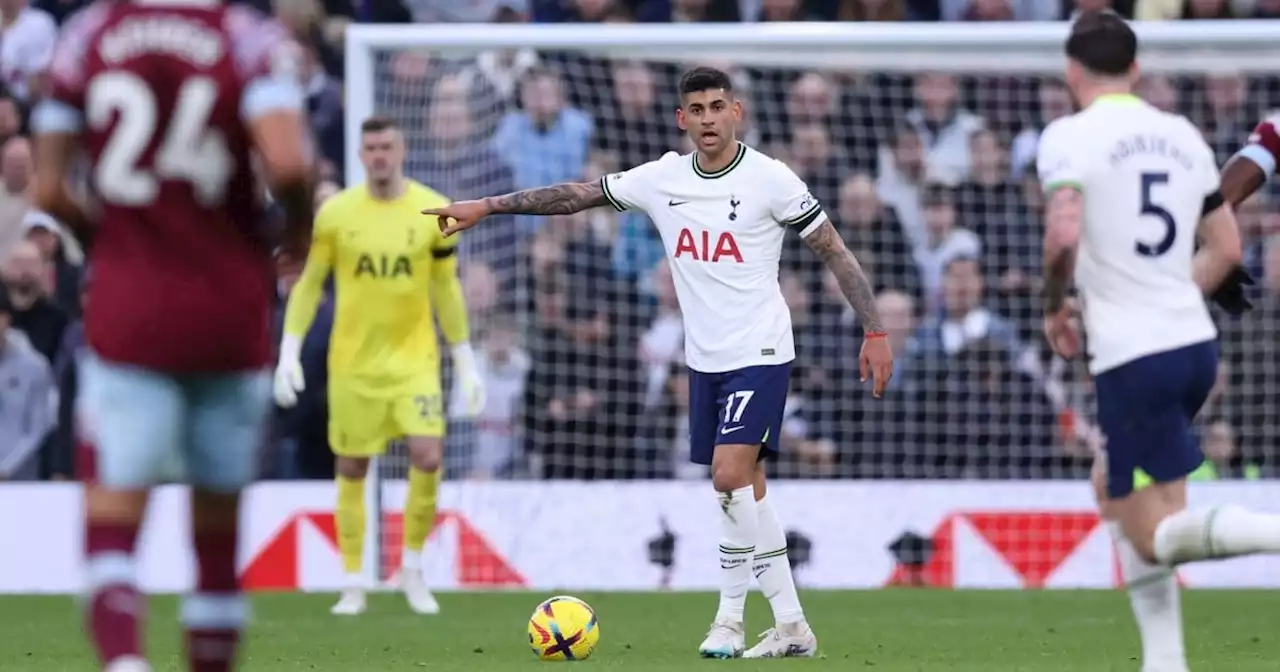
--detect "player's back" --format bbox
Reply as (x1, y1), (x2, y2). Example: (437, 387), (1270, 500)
(47, 0), (290, 372)
(1042, 96), (1219, 373)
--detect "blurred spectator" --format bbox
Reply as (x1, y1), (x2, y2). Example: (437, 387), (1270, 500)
(271, 249), (335, 480)
(832, 173), (919, 298)
(2, 239), (65, 365)
(877, 125), (929, 249)
(962, 0), (1015, 20)
(981, 166), (1043, 338)
(423, 75), (517, 273)
(1224, 236), (1280, 463)
(913, 185), (981, 311)
(940, 336), (1057, 477)
(0, 285), (54, 481)
(911, 257), (1028, 376)
(1183, 0), (1235, 17)
(659, 0), (741, 22)
(787, 123), (849, 221)
(876, 289), (919, 390)
(903, 74), (984, 185)
(926, 0), (1057, 20)
(303, 44), (345, 177)
(522, 272), (644, 479)
(1010, 79), (1072, 178)
(838, 0), (906, 19)
(493, 67), (593, 232)
(0, 135), (32, 258)
(955, 129), (1019, 235)
(0, 0), (55, 101)
(598, 61), (673, 169)
(638, 259), (683, 410)
(758, 0), (825, 20)
(1202, 72), (1252, 163)
(43, 266), (85, 481)
(416, 0), (529, 21)
(471, 47), (541, 109)
(21, 210), (82, 318)
(468, 319), (530, 478)
(1136, 74), (1180, 114)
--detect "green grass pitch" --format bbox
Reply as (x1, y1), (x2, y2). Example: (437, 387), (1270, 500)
(2, 590), (1277, 670)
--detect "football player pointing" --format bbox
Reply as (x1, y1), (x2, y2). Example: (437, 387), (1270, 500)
(426, 66), (892, 659)
(1041, 14), (1280, 672)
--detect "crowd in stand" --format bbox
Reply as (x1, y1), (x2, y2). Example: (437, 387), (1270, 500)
(0, 0), (1277, 482)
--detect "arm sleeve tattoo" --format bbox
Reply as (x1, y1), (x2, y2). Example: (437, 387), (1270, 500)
(483, 181), (610, 216)
(805, 220), (883, 332)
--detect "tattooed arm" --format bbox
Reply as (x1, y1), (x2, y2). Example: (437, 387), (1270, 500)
(482, 181), (610, 216)
(1042, 186), (1083, 314)
(804, 220), (884, 332)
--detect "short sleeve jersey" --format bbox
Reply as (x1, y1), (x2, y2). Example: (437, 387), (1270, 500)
(1037, 95), (1220, 374)
(601, 143), (827, 373)
(1234, 112), (1280, 179)
(32, 0), (305, 372)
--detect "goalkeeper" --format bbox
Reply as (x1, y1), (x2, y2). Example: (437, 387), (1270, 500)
(274, 117), (485, 616)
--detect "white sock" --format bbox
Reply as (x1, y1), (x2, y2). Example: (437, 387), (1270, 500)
(715, 485), (758, 624)
(1154, 505), (1280, 565)
(1109, 522), (1186, 672)
(754, 496), (805, 625)
(344, 572), (364, 590)
(402, 548), (421, 571)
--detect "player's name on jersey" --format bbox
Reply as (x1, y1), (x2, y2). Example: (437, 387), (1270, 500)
(1108, 134), (1197, 170)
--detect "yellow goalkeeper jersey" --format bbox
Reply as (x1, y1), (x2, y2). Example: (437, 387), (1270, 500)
(282, 180), (468, 396)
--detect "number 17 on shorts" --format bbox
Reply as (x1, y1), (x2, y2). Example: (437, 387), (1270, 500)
(687, 363), (792, 466)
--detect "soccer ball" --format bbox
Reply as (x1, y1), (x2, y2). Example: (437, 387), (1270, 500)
(527, 595), (600, 661)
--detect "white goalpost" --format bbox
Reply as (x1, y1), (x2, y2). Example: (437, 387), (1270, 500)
(341, 21), (1280, 590)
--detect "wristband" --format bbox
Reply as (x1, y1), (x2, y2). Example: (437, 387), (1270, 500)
(864, 331), (888, 339)
(278, 334), (302, 363)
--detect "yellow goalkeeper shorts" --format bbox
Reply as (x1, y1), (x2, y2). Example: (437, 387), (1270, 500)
(327, 378), (445, 457)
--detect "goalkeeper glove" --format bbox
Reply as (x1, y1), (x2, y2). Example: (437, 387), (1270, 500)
(1210, 266), (1255, 315)
(273, 335), (305, 408)
(448, 343), (486, 419)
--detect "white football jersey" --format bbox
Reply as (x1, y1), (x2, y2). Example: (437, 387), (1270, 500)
(601, 142), (827, 373)
(1037, 94), (1220, 374)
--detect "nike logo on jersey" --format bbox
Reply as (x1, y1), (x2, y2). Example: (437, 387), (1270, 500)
(720, 425), (745, 435)
(669, 199), (689, 207)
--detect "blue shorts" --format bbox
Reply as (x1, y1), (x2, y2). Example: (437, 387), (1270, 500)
(688, 363), (792, 465)
(1095, 340), (1217, 499)
(77, 353), (272, 492)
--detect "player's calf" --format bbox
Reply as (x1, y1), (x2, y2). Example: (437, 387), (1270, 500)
(84, 486), (148, 669)
(184, 490), (247, 672)
(331, 455), (371, 615)
(708, 445), (759, 628)
(402, 437), (443, 615)
(1094, 463), (1187, 672)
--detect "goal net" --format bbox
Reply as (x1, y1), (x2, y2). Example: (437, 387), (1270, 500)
(343, 21), (1280, 590)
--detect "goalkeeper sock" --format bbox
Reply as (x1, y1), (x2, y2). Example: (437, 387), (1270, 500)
(715, 485), (757, 624)
(1109, 522), (1186, 672)
(1153, 505), (1280, 565)
(402, 467), (441, 570)
(335, 475), (367, 577)
(754, 496), (804, 625)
